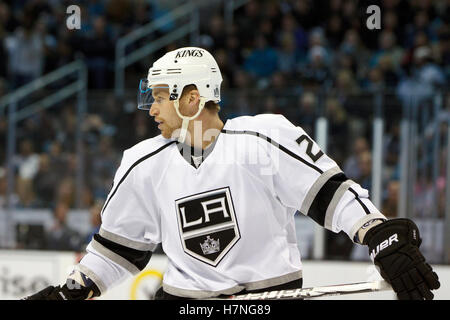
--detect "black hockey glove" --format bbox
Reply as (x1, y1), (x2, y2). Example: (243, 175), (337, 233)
(363, 218), (440, 300)
(23, 271), (100, 300)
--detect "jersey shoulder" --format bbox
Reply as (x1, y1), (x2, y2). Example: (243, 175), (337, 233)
(120, 135), (175, 169)
(224, 114), (307, 140)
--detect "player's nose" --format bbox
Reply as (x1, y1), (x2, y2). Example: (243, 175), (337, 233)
(149, 103), (159, 117)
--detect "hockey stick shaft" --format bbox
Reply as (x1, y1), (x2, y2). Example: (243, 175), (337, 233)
(211, 280), (392, 300)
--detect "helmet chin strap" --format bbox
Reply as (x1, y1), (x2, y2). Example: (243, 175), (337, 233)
(173, 97), (207, 143)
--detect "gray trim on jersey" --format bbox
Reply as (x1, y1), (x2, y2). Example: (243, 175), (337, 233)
(300, 166), (342, 215)
(99, 228), (158, 251)
(243, 270), (303, 291)
(162, 270), (303, 299)
(77, 263), (108, 295)
(324, 179), (356, 230)
(90, 238), (141, 275)
(348, 213), (387, 244)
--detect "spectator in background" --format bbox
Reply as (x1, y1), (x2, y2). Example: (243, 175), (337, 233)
(438, 24), (450, 79)
(106, 0), (133, 26)
(365, 66), (385, 91)
(23, 0), (52, 20)
(225, 70), (252, 116)
(325, 14), (345, 49)
(82, 16), (114, 89)
(343, 137), (370, 181)
(291, 0), (319, 30)
(14, 139), (40, 207)
(244, 34), (278, 82)
(277, 14), (308, 54)
(382, 180), (400, 218)
(87, 0), (106, 18)
(370, 30), (404, 69)
(261, 1), (282, 34)
(396, 45), (446, 107)
(276, 33), (302, 76)
(4, 16), (43, 88)
(383, 10), (403, 44)
(33, 154), (58, 208)
(335, 68), (359, 95)
(214, 48), (233, 89)
(89, 135), (119, 200)
(0, 167), (19, 208)
(339, 28), (371, 82)
(261, 95), (282, 115)
(259, 19), (276, 48)
(356, 150), (372, 193)
(55, 177), (76, 209)
(208, 15), (226, 50)
(325, 97), (348, 166)
(0, 23), (8, 81)
(384, 123), (401, 180)
(35, 17), (58, 75)
(129, 0), (153, 32)
(235, 0), (261, 49)
(414, 45), (446, 89)
(0, 76), (7, 98)
(302, 44), (332, 89)
(377, 54), (399, 89)
(0, 2), (17, 33)
(396, 64), (433, 107)
(46, 201), (82, 251)
(84, 200), (103, 245)
(0, 116), (6, 165)
(404, 10), (437, 48)
(296, 92), (316, 137)
(224, 31), (244, 78)
(47, 141), (66, 175)
(57, 104), (78, 152)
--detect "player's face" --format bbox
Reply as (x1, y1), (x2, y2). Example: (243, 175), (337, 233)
(149, 86), (182, 138)
(149, 86), (202, 139)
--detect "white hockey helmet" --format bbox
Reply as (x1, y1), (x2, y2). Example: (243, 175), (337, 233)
(138, 47), (223, 142)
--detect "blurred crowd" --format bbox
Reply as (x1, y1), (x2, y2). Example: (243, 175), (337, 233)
(0, 0), (449, 253)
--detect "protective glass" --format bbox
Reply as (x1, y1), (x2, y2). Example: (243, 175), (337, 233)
(137, 79), (170, 110)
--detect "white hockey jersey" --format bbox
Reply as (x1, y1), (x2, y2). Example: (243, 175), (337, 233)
(78, 114), (386, 298)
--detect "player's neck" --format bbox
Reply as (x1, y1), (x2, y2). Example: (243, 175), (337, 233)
(188, 113), (224, 150)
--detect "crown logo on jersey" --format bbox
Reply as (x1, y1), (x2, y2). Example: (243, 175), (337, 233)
(200, 236), (220, 255)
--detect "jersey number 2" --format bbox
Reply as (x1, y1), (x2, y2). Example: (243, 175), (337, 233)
(296, 134), (324, 162)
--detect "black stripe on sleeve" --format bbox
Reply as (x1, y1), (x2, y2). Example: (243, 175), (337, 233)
(348, 187), (371, 215)
(307, 173), (348, 226)
(94, 234), (152, 271)
(221, 129), (323, 174)
(101, 140), (176, 216)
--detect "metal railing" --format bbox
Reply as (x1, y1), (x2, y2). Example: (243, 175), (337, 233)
(0, 60), (88, 248)
(224, 0), (250, 28)
(114, 1), (201, 97)
(114, 0), (250, 97)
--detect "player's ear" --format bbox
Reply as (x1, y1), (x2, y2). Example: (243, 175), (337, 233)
(188, 89), (200, 106)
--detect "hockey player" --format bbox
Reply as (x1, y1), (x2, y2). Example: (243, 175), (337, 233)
(26, 47), (439, 300)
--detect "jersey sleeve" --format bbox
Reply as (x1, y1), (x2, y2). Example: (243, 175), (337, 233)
(78, 148), (161, 295)
(263, 115), (386, 242)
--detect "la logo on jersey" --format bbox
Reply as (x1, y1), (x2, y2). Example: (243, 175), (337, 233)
(175, 187), (240, 266)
